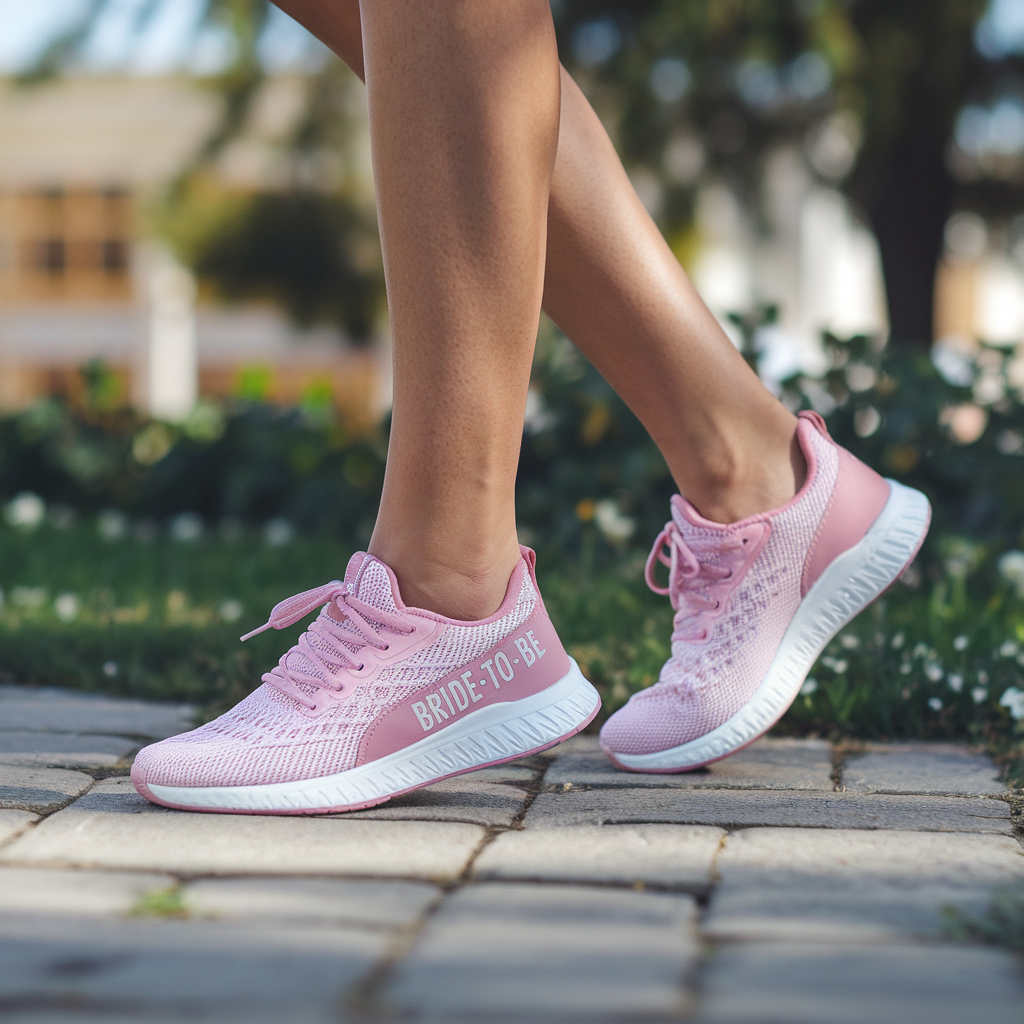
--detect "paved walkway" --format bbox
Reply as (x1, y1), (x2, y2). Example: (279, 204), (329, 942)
(0, 683), (1022, 1023)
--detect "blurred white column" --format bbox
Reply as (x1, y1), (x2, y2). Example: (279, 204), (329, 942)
(146, 259), (197, 421)
(975, 256), (1024, 345)
(799, 188), (887, 340)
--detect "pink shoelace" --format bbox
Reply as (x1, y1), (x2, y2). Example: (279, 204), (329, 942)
(645, 522), (748, 642)
(240, 582), (414, 710)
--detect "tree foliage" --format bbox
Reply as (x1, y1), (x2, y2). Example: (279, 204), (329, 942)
(553, 0), (1017, 347)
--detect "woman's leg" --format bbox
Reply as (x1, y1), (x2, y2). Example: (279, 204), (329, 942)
(358, 0), (559, 620)
(275, 0), (803, 525)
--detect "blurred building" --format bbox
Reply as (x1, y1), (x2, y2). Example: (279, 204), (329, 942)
(0, 75), (381, 425)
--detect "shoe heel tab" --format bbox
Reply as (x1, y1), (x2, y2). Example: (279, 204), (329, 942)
(798, 409), (832, 439)
(519, 545), (549, 614)
(519, 544), (538, 578)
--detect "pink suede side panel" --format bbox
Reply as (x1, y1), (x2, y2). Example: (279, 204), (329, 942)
(357, 605), (571, 765)
(801, 446), (891, 596)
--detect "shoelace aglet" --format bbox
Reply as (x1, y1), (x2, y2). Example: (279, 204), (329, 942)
(239, 622), (272, 642)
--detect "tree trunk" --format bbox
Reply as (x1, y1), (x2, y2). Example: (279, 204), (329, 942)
(866, 88), (955, 351)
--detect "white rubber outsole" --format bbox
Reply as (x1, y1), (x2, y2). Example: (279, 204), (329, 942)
(145, 659), (600, 814)
(610, 479), (931, 773)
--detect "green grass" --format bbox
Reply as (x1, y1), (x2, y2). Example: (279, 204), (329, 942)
(129, 886), (189, 919)
(945, 886), (1024, 954)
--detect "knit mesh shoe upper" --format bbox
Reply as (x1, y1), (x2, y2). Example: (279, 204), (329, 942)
(600, 414), (838, 758)
(132, 551), (538, 789)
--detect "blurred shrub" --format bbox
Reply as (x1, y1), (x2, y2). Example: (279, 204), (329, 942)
(0, 394), (386, 541)
(192, 190), (385, 341)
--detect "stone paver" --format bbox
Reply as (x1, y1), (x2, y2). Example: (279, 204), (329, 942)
(385, 883), (697, 1019)
(0, 685), (194, 738)
(0, 809), (37, 845)
(344, 777), (530, 827)
(184, 877), (440, 928)
(2, 683), (1022, 1021)
(0, 730), (141, 768)
(705, 828), (1024, 942)
(693, 942), (1024, 1024)
(1, 779), (485, 880)
(0, 764), (93, 813)
(524, 785), (1013, 833)
(843, 743), (1006, 795)
(0, 915), (388, 1024)
(0, 866), (175, 916)
(474, 823), (724, 887)
(546, 735), (834, 790)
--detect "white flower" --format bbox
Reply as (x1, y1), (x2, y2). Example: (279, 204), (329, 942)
(953, 635), (969, 651)
(913, 643), (930, 659)
(218, 599), (244, 623)
(264, 519), (294, 547)
(844, 362), (877, 393)
(102, 660), (118, 678)
(4, 492), (45, 530)
(800, 678), (818, 696)
(1000, 640), (1019, 657)
(998, 550), (1024, 597)
(839, 634), (860, 650)
(594, 499), (636, 543)
(977, 670), (989, 684)
(821, 657), (848, 673)
(947, 673), (964, 693)
(900, 662), (912, 675)
(891, 632), (905, 650)
(97, 510), (128, 541)
(999, 687), (1024, 720)
(11, 586), (46, 608)
(971, 687), (989, 704)
(54, 593), (79, 622)
(928, 697), (943, 712)
(924, 661), (944, 682)
(170, 513), (203, 543)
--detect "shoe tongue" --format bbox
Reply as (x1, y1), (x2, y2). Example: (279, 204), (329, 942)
(343, 551), (401, 614)
(278, 553), (400, 695)
(670, 495), (729, 541)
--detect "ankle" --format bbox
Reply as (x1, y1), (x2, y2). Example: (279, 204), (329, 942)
(367, 536), (522, 621)
(673, 422), (806, 524)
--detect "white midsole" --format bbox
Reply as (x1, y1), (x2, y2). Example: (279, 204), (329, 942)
(614, 479), (930, 771)
(148, 659), (599, 811)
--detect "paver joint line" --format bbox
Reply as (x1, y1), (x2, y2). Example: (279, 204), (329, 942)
(5, 685), (1024, 1020)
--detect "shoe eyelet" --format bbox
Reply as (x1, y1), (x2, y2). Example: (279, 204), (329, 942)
(383, 644), (390, 651)
(724, 571), (733, 580)
(714, 600), (721, 610)
(358, 664), (365, 672)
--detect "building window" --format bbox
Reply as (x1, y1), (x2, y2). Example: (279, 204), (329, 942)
(39, 238), (66, 274)
(102, 238), (128, 273)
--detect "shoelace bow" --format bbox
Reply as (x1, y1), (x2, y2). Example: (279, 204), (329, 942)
(240, 581), (413, 710)
(645, 522), (747, 642)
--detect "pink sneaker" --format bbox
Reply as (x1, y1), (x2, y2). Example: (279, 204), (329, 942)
(600, 411), (930, 773)
(132, 547), (599, 813)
